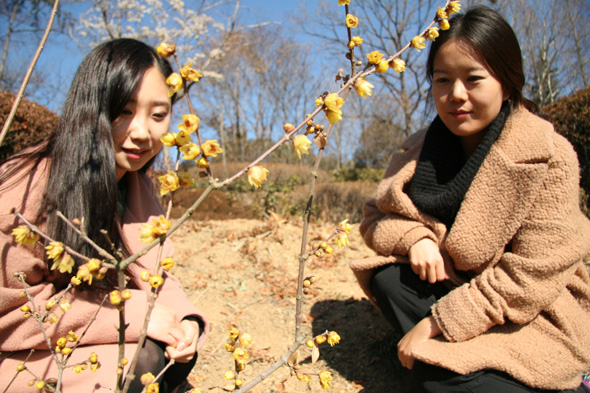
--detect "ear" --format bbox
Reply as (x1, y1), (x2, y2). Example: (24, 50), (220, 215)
(502, 86), (510, 101)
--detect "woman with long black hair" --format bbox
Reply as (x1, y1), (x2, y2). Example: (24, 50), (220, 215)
(0, 38), (209, 392)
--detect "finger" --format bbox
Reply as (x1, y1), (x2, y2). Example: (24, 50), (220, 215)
(436, 261), (448, 282)
(419, 265), (427, 281)
(427, 263), (437, 284)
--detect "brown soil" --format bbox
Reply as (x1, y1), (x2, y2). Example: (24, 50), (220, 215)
(171, 216), (414, 393)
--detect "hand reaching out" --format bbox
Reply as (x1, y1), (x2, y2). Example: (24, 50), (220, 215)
(408, 238), (450, 283)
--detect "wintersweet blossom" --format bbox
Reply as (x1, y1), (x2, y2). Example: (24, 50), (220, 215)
(178, 172), (194, 188)
(319, 371), (332, 389)
(180, 62), (202, 82)
(224, 371), (235, 380)
(12, 225), (39, 247)
(177, 114), (200, 134)
(87, 258), (102, 272)
(146, 383), (159, 393)
(439, 18), (450, 30)
(109, 290), (122, 306)
(292, 135), (312, 159)
(239, 333), (253, 347)
(158, 171), (179, 196)
(149, 275), (164, 289)
(175, 131), (191, 146)
(59, 298), (71, 312)
(139, 216), (170, 243)
(248, 165), (269, 188)
(229, 328), (240, 340)
(391, 58), (406, 73)
(436, 7), (449, 20)
(45, 241), (65, 260)
(411, 36), (427, 51)
(354, 78), (374, 98)
(179, 143), (201, 160)
(338, 0), (350, 5)
(160, 132), (177, 147)
(339, 219), (354, 234)
(367, 50), (384, 65)
(232, 347), (249, 361)
(166, 73), (183, 97)
(76, 264), (93, 284)
(375, 59), (389, 73)
(335, 232), (349, 248)
(140, 270), (151, 282)
(426, 27), (439, 41)
(297, 373), (312, 383)
(345, 14), (358, 28)
(156, 43), (175, 58)
(447, 1), (461, 15)
(201, 140), (223, 157)
(327, 331), (341, 346)
(141, 372), (156, 385)
(161, 257), (174, 271)
(351, 36), (363, 46)
(51, 252), (74, 274)
(324, 93), (344, 112)
(195, 157), (210, 169)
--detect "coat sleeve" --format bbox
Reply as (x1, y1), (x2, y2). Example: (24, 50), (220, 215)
(432, 135), (590, 342)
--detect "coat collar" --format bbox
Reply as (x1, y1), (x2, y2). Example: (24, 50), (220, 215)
(446, 107), (555, 271)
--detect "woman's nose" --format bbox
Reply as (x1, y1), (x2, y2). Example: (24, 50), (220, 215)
(128, 116), (150, 140)
(449, 80), (467, 102)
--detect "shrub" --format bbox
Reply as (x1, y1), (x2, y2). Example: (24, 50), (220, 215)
(0, 90), (58, 161)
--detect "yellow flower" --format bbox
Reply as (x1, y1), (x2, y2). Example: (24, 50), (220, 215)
(439, 18), (450, 30)
(90, 362), (101, 372)
(297, 372), (311, 383)
(247, 165), (269, 189)
(237, 360), (246, 371)
(76, 264), (93, 285)
(324, 93), (344, 112)
(327, 331), (341, 346)
(161, 257), (174, 271)
(51, 253), (75, 274)
(45, 241), (65, 260)
(160, 132), (177, 147)
(315, 97), (324, 107)
(146, 383), (159, 393)
(239, 333), (253, 347)
(62, 346), (72, 356)
(140, 270), (151, 282)
(59, 298), (71, 313)
(141, 372), (155, 385)
(338, 0), (350, 5)
(367, 50), (384, 65)
(177, 114), (200, 134)
(426, 27), (439, 41)
(292, 135), (312, 159)
(36, 381), (46, 389)
(175, 131), (191, 147)
(12, 225), (39, 247)
(195, 157), (210, 169)
(354, 78), (374, 99)
(156, 42), (175, 58)
(178, 172), (194, 188)
(345, 14), (358, 28)
(166, 73), (183, 97)
(391, 58), (406, 73)
(86, 259), (101, 273)
(319, 371), (332, 389)
(56, 337), (67, 348)
(121, 289), (131, 300)
(315, 335), (327, 345)
(46, 312), (59, 324)
(73, 364), (83, 374)
(224, 370), (235, 380)
(325, 109), (342, 124)
(436, 7), (449, 20)
(232, 347), (249, 361)
(224, 342), (235, 352)
(351, 36), (363, 47)
(201, 140), (223, 157)
(335, 233), (349, 247)
(339, 219), (353, 234)
(411, 36), (426, 51)
(89, 353), (98, 363)
(179, 143), (201, 160)
(70, 276), (81, 286)
(139, 216), (170, 243)
(180, 62), (202, 83)
(375, 59), (389, 73)
(153, 216), (171, 235)
(228, 328), (240, 340)
(158, 171), (179, 196)
(306, 340), (314, 348)
(109, 290), (122, 306)
(447, 1), (461, 15)
(235, 379), (242, 387)
(149, 275), (164, 289)
(45, 300), (56, 310)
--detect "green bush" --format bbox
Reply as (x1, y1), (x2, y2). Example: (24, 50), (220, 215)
(543, 87), (590, 217)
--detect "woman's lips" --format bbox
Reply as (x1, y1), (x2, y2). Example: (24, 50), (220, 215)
(449, 110), (470, 119)
(123, 148), (149, 160)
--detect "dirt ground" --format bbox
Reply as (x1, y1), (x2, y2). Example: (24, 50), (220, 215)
(170, 216), (414, 393)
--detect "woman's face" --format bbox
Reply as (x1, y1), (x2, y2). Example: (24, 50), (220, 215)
(112, 66), (171, 181)
(432, 39), (508, 153)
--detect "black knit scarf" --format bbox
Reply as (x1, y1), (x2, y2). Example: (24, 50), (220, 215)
(408, 102), (510, 228)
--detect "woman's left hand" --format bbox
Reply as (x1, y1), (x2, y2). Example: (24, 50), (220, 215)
(397, 316), (442, 369)
(165, 319), (200, 363)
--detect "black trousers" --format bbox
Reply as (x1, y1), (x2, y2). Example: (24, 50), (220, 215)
(370, 263), (584, 393)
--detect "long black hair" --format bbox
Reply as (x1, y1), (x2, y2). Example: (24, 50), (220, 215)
(4, 39), (173, 283)
(426, 6), (538, 113)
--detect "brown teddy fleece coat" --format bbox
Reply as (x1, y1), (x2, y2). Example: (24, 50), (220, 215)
(350, 107), (590, 390)
(0, 158), (209, 392)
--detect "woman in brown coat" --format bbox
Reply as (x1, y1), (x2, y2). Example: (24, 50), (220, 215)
(0, 39), (209, 392)
(351, 6), (590, 393)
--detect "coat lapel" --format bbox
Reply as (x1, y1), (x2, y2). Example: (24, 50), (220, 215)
(446, 108), (555, 272)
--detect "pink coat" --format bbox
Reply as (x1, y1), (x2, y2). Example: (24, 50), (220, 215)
(0, 158), (209, 392)
(351, 107), (590, 390)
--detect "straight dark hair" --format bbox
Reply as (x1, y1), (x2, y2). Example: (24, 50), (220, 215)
(2, 38), (173, 285)
(426, 6), (537, 113)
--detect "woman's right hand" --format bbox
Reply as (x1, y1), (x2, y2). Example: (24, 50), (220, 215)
(146, 303), (183, 347)
(408, 238), (450, 283)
